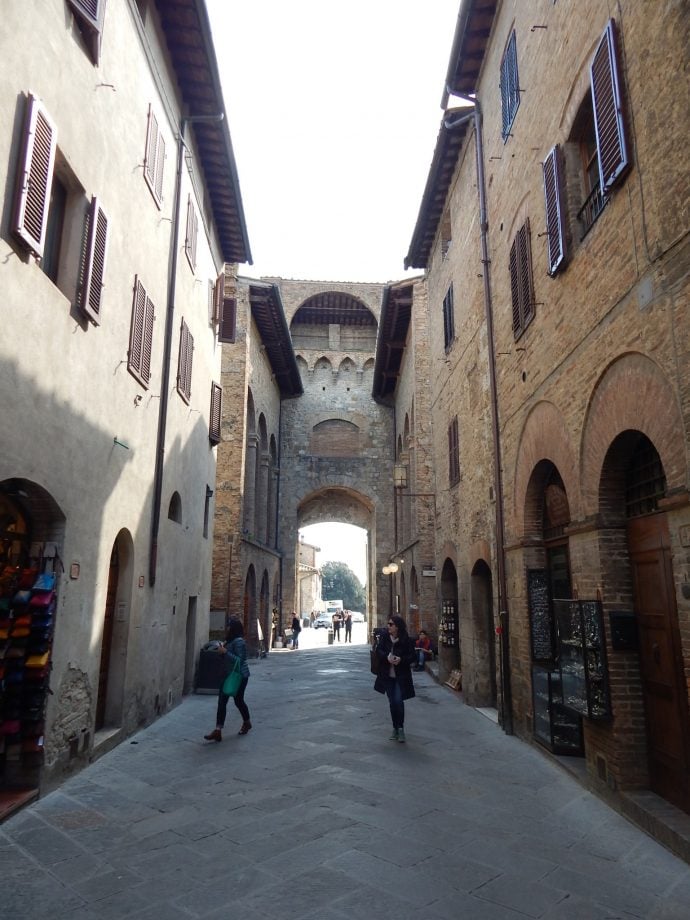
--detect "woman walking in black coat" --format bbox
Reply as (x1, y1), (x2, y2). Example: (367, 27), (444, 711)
(373, 614), (416, 742)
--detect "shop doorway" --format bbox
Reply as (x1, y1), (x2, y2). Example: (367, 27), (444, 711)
(183, 596), (197, 695)
(95, 545), (118, 730)
(471, 560), (496, 708)
(95, 532), (133, 732)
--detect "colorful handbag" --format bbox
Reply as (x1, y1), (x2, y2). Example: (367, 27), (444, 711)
(221, 658), (242, 696)
(30, 591), (55, 608)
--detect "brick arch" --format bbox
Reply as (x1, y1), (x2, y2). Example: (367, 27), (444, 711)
(513, 401), (579, 537)
(581, 352), (687, 516)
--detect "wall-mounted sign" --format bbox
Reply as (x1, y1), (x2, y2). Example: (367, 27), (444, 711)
(422, 569), (436, 577)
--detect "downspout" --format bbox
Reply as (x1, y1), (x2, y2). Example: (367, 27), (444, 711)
(149, 112), (224, 586)
(444, 94), (514, 734)
(275, 396), (284, 639)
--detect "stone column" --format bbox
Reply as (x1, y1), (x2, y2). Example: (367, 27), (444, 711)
(243, 434), (258, 537)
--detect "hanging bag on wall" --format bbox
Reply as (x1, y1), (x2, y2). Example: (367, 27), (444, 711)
(222, 657), (242, 697)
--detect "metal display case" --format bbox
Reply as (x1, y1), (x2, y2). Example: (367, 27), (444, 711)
(532, 665), (584, 755)
(554, 599), (611, 720)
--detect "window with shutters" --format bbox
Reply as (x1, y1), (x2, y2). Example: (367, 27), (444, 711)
(218, 296), (237, 344)
(77, 197), (109, 325)
(509, 220), (535, 339)
(500, 30), (520, 141)
(542, 146), (567, 276)
(144, 105), (165, 208)
(448, 417), (460, 487)
(442, 285), (454, 352)
(127, 276), (155, 388)
(67, 0), (106, 66)
(209, 383), (222, 445)
(184, 195), (198, 271)
(177, 319), (194, 404)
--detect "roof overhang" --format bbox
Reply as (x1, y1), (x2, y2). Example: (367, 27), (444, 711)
(248, 283), (303, 398)
(372, 280), (416, 404)
(155, 0), (252, 265)
(404, 0), (497, 271)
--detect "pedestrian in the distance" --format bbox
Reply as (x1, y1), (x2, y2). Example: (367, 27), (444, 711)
(332, 610), (343, 641)
(291, 611), (301, 649)
(343, 610), (353, 642)
(372, 614), (416, 742)
(414, 629), (432, 670)
(204, 618), (251, 741)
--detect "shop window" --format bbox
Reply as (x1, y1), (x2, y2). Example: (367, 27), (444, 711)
(448, 416), (460, 487)
(67, 0), (106, 66)
(184, 195), (198, 272)
(509, 219), (535, 338)
(177, 318), (194, 404)
(442, 284), (454, 352)
(127, 276), (155, 388)
(500, 30), (520, 140)
(144, 104), (165, 208)
(209, 382), (222, 445)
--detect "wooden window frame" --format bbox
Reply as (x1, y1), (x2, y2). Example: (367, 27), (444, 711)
(184, 194), (198, 272)
(12, 93), (58, 259)
(542, 145), (566, 276)
(67, 0), (106, 66)
(144, 104), (165, 207)
(510, 219), (535, 339)
(209, 382), (222, 445)
(500, 30), (520, 141)
(176, 318), (194, 404)
(127, 276), (155, 388)
(78, 196), (109, 325)
(442, 284), (454, 353)
(448, 417), (460, 487)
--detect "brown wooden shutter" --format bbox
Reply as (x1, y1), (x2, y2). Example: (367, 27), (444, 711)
(510, 220), (534, 337)
(144, 106), (164, 206)
(542, 146), (566, 276)
(184, 195), (198, 271)
(500, 30), (520, 139)
(218, 297), (237, 344)
(128, 276), (154, 387)
(591, 19), (630, 194)
(67, 0), (106, 65)
(209, 382), (222, 444)
(13, 94), (57, 258)
(79, 196), (109, 325)
(177, 319), (194, 403)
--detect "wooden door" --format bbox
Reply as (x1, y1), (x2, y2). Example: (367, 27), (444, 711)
(95, 544), (118, 730)
(629, 514), (690, 812)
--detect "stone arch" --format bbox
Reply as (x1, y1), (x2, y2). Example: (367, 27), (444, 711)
(259, 569), (270, 652)
(246, 388), (256, 434)
(513, 400), (579, 538)
(243, 564), (256, 639)
(267, 435), (278, 547)
(167, 491), (182, 523)
(338, 357), (355, 375)
(581, 352), (686, 517)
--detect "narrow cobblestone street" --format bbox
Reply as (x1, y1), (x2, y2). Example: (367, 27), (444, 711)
(2, 640), (689, 919)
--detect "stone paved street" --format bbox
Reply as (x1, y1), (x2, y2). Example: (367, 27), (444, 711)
(2, 638), (689, 919)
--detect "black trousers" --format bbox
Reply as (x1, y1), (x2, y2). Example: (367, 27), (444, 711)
(215, 676), (250, 726)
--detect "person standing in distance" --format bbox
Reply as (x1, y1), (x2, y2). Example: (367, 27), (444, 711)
(372, 614), (416, 742)
(290, 611), (301, 649)
(343, 609), (353, 642)
(204, 618), (251, 741)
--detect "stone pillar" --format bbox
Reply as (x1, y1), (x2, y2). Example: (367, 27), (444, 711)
(256, 453), (269, 544)
(243, 434), (258, 537)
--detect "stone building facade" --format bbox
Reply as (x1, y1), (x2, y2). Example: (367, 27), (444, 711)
(405, 0), (690, 824)
(0, 0), (250, 808)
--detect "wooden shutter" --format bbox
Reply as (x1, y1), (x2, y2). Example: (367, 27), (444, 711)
(177, 319), (194, 403)
(67, 0), (106, 65)
(79, 196), (109, 325)
(218, 297), (237, 344)
(591, 20), (630, 194)
(128, 276), (154, 387)
(510, 220), (534, 337)
(209, 382), (222, 444)
(13, 94), (57, 258)
(542, 146), (566, 276)
(144, 105), (164, 206)
(500, 31), (520, 139)
(184, 195), (198, 271)
(212, 273), (224, 325)
(443, 285), (454, 351)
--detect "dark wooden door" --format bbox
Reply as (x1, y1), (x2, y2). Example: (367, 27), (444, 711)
(95, 544), (119, 730)
(629, 514), (690, 812)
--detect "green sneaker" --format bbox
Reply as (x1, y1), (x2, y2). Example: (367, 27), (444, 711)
(397, 728), (406, 743)
(389, 729), (399, 741)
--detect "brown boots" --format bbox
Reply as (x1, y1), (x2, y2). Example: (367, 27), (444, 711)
(204, 729), (222, 742)
(238, 721), (252, 735)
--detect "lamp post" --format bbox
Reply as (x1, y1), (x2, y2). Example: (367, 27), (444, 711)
(381, 562), (399, 617)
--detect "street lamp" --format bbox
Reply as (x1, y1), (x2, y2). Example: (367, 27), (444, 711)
(381, 562), (398, 617)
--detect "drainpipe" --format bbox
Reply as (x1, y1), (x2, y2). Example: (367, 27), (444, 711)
(444, 93), (514, 734)
(149, 113), (224, 586)
(275, 397), (284, 638)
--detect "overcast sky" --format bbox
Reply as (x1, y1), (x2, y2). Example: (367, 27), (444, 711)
(207, 0), (460, 283)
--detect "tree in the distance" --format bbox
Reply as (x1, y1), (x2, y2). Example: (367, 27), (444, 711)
(321, 561), (366, 612)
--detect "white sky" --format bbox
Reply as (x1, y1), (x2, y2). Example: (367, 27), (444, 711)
(207, 0), (460, 282)
(207, 2), (459, 580)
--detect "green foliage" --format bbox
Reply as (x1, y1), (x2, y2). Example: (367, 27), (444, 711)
(321, 560), (366, 612)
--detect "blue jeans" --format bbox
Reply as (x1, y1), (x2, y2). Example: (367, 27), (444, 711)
(383, 676), (404, 729)
(416, 650), (426, 667)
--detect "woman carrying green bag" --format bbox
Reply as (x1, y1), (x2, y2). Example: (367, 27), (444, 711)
(204, 618), (251, 742)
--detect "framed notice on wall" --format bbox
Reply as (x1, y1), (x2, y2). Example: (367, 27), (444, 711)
(527, 568), (554, 661)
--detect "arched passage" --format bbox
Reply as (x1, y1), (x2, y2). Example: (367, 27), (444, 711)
(440, 558), (460, 681)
